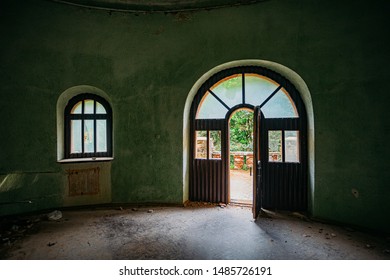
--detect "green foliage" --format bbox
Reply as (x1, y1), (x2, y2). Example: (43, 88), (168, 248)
(230, 154), (234, 166)
(229, 110), (253, 152)
(210, 130), (221, 151)
(268, 130), (282, 152)
(223, 76), (241, 89)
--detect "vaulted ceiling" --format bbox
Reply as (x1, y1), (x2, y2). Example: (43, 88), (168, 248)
(50, 0), (266, 12)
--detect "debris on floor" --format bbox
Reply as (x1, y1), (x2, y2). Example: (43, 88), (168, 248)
(0, 214), (43, 258)
(47, 210), (62, 221)
(291, 212), (310, 221)
(183, 200), (224, 208)
(147, 209), (154, 213)
(1, 206), (390, 260)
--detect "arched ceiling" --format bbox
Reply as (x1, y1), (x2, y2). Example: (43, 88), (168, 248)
(50, 0), (266, 12)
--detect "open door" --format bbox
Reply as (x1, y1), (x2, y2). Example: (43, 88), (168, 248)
(252, 107), (308, 218)
(259, 117), (307, 211)
(252, 106), (262, 219)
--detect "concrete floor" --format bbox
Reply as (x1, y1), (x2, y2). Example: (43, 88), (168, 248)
(230, 169), (253, 203)
(1, 205), (389, 260)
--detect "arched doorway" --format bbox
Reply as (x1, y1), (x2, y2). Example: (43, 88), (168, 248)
(229, 108), (254, 205)
(188, 65), (308, 217)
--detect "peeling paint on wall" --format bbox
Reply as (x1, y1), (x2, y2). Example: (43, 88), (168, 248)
(351, 188), (359, 199)
(67, 168), (100, 196)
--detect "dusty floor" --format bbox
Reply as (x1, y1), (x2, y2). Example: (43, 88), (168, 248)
(1, 205), (389, 260)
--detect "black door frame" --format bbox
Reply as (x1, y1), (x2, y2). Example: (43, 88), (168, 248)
(226, 105), (255, 204)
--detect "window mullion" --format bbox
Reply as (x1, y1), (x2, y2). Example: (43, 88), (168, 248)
(282, 130), (285, 162)
(207, 130), (210, 160)
(81, 100), (85, 155)
(93, 101), (97, 154)
(242, 72), (245, 104)
(259, 85), (282, 108)
(208, 89), (230, 111)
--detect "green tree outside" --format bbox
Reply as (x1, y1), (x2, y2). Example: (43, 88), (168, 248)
(229, 110), (253, 152)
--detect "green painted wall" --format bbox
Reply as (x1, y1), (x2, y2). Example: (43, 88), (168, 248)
(0, 0), (389, 232)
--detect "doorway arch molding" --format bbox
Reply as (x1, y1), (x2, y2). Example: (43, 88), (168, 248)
(183, 60), (315, 211)
(226, 104), (255, 120)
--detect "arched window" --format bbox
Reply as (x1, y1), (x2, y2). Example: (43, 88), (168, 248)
(196, 73), (298, 119)
(64, 94), (112, 159)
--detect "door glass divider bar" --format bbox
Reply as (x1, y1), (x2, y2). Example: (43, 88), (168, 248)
(208, 89), (230, 111)
(259, 85), (282, 108)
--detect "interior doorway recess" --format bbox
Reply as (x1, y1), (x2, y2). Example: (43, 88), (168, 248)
(189, 65), (308, 217)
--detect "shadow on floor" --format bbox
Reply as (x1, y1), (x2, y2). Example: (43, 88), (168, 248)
(1, 205), (389, 260)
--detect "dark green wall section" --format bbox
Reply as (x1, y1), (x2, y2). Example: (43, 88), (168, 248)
(0, 0), (389, 232)
(51, 0), (267, 12)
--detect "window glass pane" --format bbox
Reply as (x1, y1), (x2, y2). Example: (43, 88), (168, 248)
(84, 100), (94, 114)
(268, 130), (282, 162)
(71, 101), (82, 114)
(84, 120), (94, 153)
(96, 102), (106, 114)
(70, 120), (82, 153)
(262, 89), (298, 118)
(96, 120), (107, 152)
(285, 130), (299, 162)
(245, 74), (279, 106)
(195, 131), (207, 159)
(211, 74), (242, 108)
(196, 92), (228, 119)
(209, 130), (221, 160)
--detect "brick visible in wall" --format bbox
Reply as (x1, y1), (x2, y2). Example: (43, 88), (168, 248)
(230, 152), (254, 169)
(67, 167), (100, 196)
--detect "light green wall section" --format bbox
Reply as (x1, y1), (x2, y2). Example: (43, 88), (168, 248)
(0, 0), (389, 231)
(61, 161), (112, 207)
